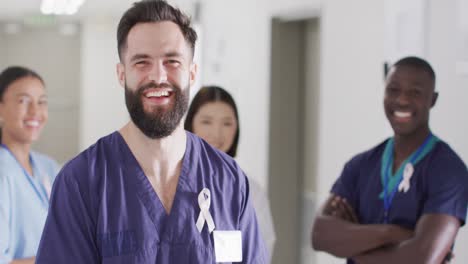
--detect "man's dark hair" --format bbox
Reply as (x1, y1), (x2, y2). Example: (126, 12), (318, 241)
(184, 86), (240, 157)
(392, 56), (436, 85)
(117, 0), (197, 60)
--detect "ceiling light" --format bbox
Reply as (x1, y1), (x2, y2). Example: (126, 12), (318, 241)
(40, 0), (86, 15)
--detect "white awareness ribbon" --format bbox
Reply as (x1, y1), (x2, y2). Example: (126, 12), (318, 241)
(398, 163), (414, 193)
(196, 188), (216, 233)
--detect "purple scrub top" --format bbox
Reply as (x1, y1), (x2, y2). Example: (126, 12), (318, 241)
(331, 139), (468, 264)
(36, 131), (267, 264)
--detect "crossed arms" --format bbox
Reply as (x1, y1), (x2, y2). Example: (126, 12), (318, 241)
(311, 194), (460, 264)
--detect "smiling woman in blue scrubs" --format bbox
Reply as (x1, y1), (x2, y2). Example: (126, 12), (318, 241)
(0, 66), (59, 264)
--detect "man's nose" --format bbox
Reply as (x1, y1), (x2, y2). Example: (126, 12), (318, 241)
(148, 62), (168, 83)
(396, 92), (411, 106)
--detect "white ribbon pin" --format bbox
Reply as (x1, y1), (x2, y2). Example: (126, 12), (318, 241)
(196, 188), (216, 233)
(398, 163), (414, 193)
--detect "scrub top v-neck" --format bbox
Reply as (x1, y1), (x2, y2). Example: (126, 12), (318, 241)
(0, 146), (59, 263)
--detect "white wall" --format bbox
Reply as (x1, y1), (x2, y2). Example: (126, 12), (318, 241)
(384, 0), (428, 62)
(428, 1), (468, 263)
(200, 0), (271, 188)
(0, 24), (81, 164)
(315, 0), (387, 197)
(79, 18), (128, 149)
(428, 0), (468, 162)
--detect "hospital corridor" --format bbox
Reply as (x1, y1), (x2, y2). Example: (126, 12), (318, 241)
(0, 0), (467, 263)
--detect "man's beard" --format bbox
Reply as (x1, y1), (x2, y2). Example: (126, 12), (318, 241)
(125, 81), (189, 139)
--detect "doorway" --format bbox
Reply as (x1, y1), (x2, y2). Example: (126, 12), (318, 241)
(268, 17), (321, 264)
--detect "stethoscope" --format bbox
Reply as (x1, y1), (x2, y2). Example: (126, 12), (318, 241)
(382, 133), (433, 223)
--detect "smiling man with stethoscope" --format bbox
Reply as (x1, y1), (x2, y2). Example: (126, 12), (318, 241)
(311, 56), (468, 264)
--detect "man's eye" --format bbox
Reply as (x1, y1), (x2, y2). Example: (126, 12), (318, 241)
(135, 61), (148, 66)
(166, 60), (181, 66)
(19, 98), (30, 104)
(410, 90), (421, 97)
(387, 87), (399, 95)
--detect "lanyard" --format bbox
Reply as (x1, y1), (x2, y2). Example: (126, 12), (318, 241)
(0, 144), (50, 207)
(382, 133), (433, 223)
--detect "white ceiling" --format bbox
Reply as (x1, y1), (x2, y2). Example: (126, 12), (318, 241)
(0, 0), (196, 21)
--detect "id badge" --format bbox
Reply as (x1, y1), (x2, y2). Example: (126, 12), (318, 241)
(213, 230), (242, 262)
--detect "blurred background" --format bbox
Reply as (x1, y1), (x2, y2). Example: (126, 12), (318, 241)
(1, 0), (467, 263)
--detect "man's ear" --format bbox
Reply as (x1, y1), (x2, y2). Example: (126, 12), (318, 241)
(431, 91), (439, 108)
(116, 62), (126, 88)
(189, 62), (198, 87)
